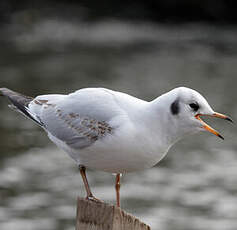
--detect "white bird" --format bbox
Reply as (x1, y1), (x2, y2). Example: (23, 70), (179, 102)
(0, 87), (232, 207)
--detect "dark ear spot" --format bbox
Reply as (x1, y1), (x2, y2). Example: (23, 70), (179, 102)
(170, 99), (180, 115)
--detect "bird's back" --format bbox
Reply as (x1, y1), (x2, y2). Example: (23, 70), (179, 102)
(0, 87), (164, 173)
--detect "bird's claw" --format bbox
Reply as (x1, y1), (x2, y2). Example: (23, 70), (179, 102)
(86, 195), (103, 203)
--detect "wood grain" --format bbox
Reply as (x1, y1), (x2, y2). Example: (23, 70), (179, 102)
(76, 197), (151, 230)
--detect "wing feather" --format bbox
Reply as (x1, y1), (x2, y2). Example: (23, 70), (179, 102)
(29, 88), (123, 149)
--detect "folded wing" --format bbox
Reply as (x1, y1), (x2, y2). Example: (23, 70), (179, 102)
(29, 88), (124, 149)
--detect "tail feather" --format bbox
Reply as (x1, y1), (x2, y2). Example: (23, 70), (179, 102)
(0, 88), (43, 126)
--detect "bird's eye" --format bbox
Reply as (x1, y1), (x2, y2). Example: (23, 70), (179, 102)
(189, 102), (199, 111)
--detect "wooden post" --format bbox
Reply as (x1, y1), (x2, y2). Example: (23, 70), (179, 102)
(76, 197), (151, 230)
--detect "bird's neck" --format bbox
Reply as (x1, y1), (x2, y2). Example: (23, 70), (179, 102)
(147, 93), (184, 150)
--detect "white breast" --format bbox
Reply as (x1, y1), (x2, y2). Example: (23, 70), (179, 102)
(48, 120), (168, 173)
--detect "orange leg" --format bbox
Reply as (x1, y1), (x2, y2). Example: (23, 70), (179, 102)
(115, 173), (121, 207)
(79, 165), (101, 202)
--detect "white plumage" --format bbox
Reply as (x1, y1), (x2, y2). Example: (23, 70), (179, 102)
(1, 86), (231, 206)
(25, 87), (213, 173)
(28, 88), (164, 172)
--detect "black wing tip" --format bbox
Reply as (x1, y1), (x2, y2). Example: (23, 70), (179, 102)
(0, 87), (10, 96)
(0, 87), (8, 91)
(0, 88), (42, 125)
(0, 88), (21, 98)
(0, 88), (33, 104)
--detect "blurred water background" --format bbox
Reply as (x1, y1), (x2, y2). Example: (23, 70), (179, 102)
(0, 3), (237, 230)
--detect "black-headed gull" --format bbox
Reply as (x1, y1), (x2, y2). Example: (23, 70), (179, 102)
(0, 87), (232, 207)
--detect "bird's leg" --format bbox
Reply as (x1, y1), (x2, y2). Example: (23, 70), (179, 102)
(115, 173), (121, 207)
(79, 165), (101, 202)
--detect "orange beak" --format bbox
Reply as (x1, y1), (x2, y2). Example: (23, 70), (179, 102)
(195, 112), (233, 140)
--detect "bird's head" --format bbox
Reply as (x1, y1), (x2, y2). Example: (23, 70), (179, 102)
(165, 87), (233, 140)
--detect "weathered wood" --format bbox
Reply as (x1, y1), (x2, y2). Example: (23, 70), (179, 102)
(76, 197), (151, 230)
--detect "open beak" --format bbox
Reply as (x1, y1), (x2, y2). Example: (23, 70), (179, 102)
(195, 112), (233, 140)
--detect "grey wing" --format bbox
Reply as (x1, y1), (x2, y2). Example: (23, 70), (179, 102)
(44, 106), (113, 149)
(30, 88), (122, 149)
